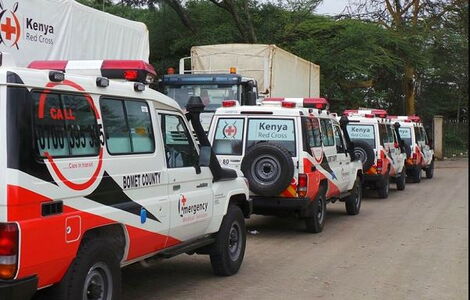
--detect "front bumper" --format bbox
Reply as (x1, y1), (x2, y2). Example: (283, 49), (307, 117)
(252, 196), (311, 217)
(0, 275), (38, 300)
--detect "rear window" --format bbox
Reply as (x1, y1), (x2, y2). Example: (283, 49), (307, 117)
(347, 124), (376, 148)
(414, 126), (424, 142)
(246, 118), (296, 156)
(398, 127), (412, 145)
(213, 118), (245, 155)
(33, 91), (100, 157)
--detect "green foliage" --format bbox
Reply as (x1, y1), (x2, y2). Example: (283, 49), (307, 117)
(77, 0), (468, 122)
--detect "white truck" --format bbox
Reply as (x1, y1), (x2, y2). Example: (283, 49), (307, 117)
(162, 43), (320, 130)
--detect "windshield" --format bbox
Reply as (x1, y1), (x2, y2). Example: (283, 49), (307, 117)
(165, 84), (240, 112)
(398, 127), (412, 145)
(346, 124), (376, 148)
(246, 118), (296, 156)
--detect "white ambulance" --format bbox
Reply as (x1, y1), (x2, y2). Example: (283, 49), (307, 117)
(207, 98), (363, 233)
(388, 115), (435, 182)
(0, 54), (250, 300)
(343, 109), (407, 198)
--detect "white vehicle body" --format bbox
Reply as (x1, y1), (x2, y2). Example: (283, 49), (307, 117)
(0, 55), (250, 298)
(207, 98), (363, 232)
(182, 44), (320, 98)
(343, 109), (407, 196)
(0, 0), (149, 67)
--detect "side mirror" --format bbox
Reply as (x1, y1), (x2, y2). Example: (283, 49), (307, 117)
(199, 146), (211, 167)
(246, 91), (257, 106)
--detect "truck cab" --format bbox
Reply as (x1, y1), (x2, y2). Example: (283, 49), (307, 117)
(161, 73), (258, 131)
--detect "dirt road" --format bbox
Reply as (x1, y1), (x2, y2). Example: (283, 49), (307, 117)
(116, 159), (468, 300)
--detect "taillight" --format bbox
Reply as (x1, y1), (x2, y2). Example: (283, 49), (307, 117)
(376, 159), (383, 173)
(297, 174), (308, 198)
(0, 223), (18, 280)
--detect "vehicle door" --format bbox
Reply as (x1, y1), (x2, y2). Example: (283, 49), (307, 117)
(158, 112), (214, 241)
(332, 122), (351, 192)
(390, 125), (405, 173)
(414, 126), (426, 165)
(378, 124), (392, 173)
(99, 98), (170, 253)
(319, 118), (341, 197)
(211, 116), (246, 170)
(386, 124), (400, 175)
(302, 116), (323, 198)
(420, 127), (433, 165)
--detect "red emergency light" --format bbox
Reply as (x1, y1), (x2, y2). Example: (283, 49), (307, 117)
(408, 115), (421, 122)
(371, 109), (388, 118)
(303, 98), (329, 110)
(28, 60), (156, 84)
(343, 109), (358, 116)
(222, 100), (238, 107)
(281, 101), (296, 108)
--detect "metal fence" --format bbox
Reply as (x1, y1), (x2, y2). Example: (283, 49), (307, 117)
(443, 119), (468, 158)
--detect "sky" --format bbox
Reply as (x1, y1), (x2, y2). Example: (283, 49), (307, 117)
(315, 0), (350, 16)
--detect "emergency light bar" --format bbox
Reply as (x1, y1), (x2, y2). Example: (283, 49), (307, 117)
(28, 60), (156, 84)
(343, 108), (388, 118)
(222, 100), (239, 107)
(263, 97), (330, 110)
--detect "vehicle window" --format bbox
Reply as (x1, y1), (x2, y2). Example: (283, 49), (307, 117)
(379, 124), (388, 146)
(386, 125), (396, 143)
(306, 118), (322, 148)
(101, 99), (154, 154)
(319, 119), (335, 146)
(161, 114), (199, 168)
(398, 127), (412, 145)
(346, 124), (376, 148)
(333, 125), (346, 153)
(246, 118), (296, 156)
(213, 118), (244, 155)
(414, 126), (424, 142)
(33, 91), (99, 157)
(420, 127), (429, 144)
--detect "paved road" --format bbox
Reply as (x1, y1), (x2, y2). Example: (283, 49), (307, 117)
(34, 160), (468, 300)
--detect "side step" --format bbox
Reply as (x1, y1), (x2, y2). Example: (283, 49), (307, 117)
(157, 236), (215, 259)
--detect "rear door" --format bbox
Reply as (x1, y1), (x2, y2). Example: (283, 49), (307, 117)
(158, 112), (214, 241)
(211, 116), (246, 170)
(333, 123), (350, 192)
(319, 118), (341, 197)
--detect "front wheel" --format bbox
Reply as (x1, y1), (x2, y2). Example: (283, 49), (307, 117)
(345, 178), (362, 215)
(377, 174), (390, 199)
(305, 187), (327, 233)
(210, 205), (246, 276)
(425, 160), (434, 179)
(396, 170), (406, 191)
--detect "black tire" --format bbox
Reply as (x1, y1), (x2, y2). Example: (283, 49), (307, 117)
(425, 160), (434, 179)
(241, 142), (294, 196)
(396, 170), (406, 191)
(407, 166), (422, 183)
(345, 177), (362, 215)
(305, 186), (327, 233)
(210, 205), (246, 276)
(377, 174), (390, 199)
(52, 237), (121, 300)
(353, 140), (375, 171)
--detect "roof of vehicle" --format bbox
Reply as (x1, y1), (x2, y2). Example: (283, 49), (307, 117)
(214, 98), (334, 119)
(0, 57), (181, 112)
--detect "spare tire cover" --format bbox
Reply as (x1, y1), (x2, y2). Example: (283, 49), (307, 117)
(353, 140), (375, 171)
(241, 142), (294, 197)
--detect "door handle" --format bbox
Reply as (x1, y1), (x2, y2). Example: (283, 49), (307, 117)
(196, 182), (208, 188)
(173, 185), (180, 191)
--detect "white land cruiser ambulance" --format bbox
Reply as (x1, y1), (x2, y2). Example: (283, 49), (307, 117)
(343, 109), (407, 198)
(0, 54), (251, 300)
(207, 98), (363, 233)
(388, 115), (434, 182)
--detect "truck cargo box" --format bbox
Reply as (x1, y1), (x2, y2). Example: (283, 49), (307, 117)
(189, 44), (320, 98)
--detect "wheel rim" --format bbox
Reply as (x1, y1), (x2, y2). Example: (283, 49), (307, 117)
(317, 196), (325, 224)
(228, 221), (242, 261)
(251, 155), (281, 186)
(83, 262), (112, 300)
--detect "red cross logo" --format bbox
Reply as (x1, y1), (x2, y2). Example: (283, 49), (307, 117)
(181, 195), (187, 206)
(223, 125), (237, 138)
(1, 17), (16, 40)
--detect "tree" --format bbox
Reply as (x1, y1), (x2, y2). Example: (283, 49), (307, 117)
(346, 0), (464, 115)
